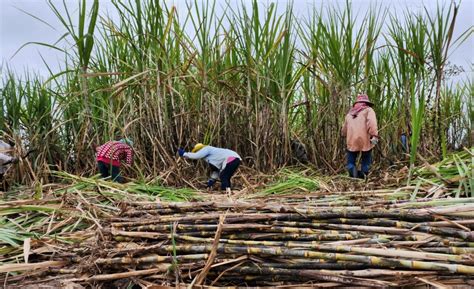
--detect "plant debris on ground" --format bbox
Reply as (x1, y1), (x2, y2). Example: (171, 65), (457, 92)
(0, 149), (472, 288)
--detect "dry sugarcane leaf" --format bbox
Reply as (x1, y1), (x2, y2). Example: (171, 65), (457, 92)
(0, 261), (67, 273)
(65, 266), (171, 282)
(23, 237), (31, 263)
(415, 277), (450, 289)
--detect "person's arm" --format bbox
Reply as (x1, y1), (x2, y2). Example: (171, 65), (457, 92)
(367, 108), (378, 138)
(183, 147), (209, 160)
(125, 146), (133, 165)
(95, 144), (103, 156)
(0, 153), (13, 165)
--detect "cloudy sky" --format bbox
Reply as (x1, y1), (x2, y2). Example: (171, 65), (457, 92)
(1, 0), (473, 80)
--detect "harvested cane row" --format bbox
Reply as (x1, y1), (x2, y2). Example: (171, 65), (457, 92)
(1, 150), (472, 288)
(6, 195), (469, 288)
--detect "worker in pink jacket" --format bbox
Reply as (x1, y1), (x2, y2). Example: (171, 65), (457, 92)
(96, 138), (134, 183)
(341, 94), (379, 179)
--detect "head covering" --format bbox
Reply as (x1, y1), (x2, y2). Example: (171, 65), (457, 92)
(348, 94), (373, 118)
(353, 94), (373, 106)
(192, 143), (207, 153)
(119, 138), (134, 146)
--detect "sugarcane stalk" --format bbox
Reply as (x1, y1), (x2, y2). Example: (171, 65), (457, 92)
(171, 235), (469, 263)
(142, 244), (474, 274)
(63, 265), (170, 282)
(225, 232), (364, 241)
(95, 253), (208, 265)
(111, 210), (436, 228)
(421, 247), (474, 254)
(315, 218), (474, 240)
(226, 266), (398, 287)
(130, 223), (271, 232)
(424, 219), (474, 228)
(258, 261), (367, 270)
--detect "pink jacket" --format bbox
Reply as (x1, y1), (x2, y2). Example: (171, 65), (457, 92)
(96, 141), (133, 167)
(341, 107), (378, 152)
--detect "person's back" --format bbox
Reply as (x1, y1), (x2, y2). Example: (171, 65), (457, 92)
(96, 139), (134, 182)
(188, 146), (240, 171)
(343, 107), (378, 152)
(96, 140), (133, 167)
(341, 94), (379, 179)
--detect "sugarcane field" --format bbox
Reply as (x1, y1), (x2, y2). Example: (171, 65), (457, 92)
(0, 0), (473, 288)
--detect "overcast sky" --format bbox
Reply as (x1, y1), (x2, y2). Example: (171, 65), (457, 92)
(1, 0), (473, 80)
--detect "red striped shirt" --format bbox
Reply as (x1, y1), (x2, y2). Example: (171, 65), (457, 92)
(96, 141), (133, 167)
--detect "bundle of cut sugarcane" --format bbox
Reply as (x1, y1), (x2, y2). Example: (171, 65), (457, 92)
(2, 158), (473, 288)
(3, 196), (471, 288)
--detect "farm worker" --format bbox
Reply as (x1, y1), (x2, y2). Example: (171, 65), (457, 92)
(401, 133), (408, 152)
(0, 139), (18, 189)
(341, 94), (379, 179)
(96, 138), (134, 183)
(401, 125), (411, 153)
(178, 143), (241, 192)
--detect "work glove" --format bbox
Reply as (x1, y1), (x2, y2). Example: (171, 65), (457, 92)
(206, 178), (216, 188)
(178, 148), (185, 157)
(370, 137), (378, 146)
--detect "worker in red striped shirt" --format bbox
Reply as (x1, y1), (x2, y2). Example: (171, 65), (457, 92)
(96, 138), (134, 182)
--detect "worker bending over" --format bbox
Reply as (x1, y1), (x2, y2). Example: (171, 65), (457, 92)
(178, 143), (241, 193)
(96, 138), (134, 183)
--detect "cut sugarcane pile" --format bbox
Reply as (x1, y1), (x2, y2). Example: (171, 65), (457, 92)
(4, 193), (473, 288)
(1, 150), (472, 288)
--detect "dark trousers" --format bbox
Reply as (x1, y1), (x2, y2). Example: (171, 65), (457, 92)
(346, 150), (372, 178)
(219, 159), (241, 190)
(0, 173), (6, 192)
(97, 161), (122, 183)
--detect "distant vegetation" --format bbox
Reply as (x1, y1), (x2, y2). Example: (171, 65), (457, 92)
(0, 0), (472, 184)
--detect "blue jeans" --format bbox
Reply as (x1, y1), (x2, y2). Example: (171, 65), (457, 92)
(97, 161), (122, 182)
(346, 150), (372, 178)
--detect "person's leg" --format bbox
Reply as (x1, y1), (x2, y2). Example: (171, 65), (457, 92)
(360, 150), (372, 177)
(219, 159), (241, 190)
(97, 161), (110, 179)
(346, 150), (358, 178)
(111, 165), (122, 183)
(0, 173), (5, 192)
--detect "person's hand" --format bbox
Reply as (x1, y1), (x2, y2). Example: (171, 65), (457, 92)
(178, 148), (185, 157)
(206, 179), (216, 188)
(370, 137), (379, 146)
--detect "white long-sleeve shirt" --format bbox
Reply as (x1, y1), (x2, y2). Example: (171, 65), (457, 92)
(0, 140), (14, 174)
(183, 146), (241, 171)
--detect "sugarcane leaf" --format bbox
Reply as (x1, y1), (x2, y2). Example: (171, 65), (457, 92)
(23, 238), (31, 263)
